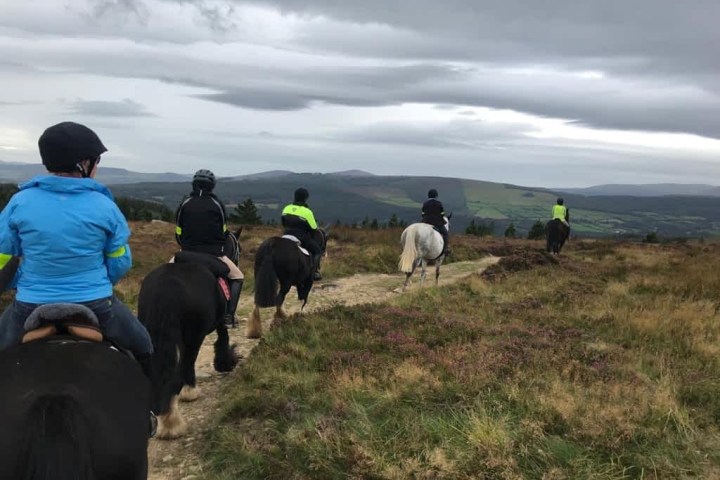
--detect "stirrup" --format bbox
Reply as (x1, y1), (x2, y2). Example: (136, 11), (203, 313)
(149, 411), (158, 438)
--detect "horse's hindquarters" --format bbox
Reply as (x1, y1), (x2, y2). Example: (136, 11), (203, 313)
(0, 340), (150, 478)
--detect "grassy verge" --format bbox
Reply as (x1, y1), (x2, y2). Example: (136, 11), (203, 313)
(201, 241), (720, 479)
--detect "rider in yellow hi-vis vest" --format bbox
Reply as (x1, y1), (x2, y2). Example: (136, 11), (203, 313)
(281, 188), (323, 281)
(552, 198), (570, 227)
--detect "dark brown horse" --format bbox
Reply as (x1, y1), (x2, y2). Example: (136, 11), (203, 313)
(247, 229), (326, 338)
(546, 219), (570, 254)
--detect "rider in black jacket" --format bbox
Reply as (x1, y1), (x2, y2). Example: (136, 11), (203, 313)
(421, 189), (450, 255)
(175, 170), (243, 326)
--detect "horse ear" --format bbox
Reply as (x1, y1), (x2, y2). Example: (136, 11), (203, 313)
(447, 212), (453, 220)
(235, 226), (243, 238)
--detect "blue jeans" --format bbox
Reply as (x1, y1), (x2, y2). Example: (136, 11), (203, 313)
(0, 296), (153, 355)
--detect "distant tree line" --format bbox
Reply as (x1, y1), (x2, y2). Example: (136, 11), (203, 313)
(115, 197), (174, 221)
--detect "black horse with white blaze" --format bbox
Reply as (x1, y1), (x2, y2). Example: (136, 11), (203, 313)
(247, 228), (327, 339)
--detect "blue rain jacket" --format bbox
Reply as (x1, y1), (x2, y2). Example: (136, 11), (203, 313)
(0, 175), (131, 303)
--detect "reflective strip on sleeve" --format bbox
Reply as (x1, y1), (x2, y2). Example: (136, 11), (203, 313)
(0, 253), (11, 269)
(223, 224), (228, 233)
(175, 226), (182, 235)
(106, 246), (127, 258)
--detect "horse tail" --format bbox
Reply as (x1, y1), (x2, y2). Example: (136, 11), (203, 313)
(18, 394), (94, 480)
(139, 276), (182, 416)
(254, 240), (279, 308)
(398, 226), (418, 273)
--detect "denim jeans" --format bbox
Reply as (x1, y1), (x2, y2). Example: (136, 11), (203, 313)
(0, 296), (153, 355)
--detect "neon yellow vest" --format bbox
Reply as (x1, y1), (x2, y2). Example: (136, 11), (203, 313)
(282, 204), (318, 229)
(552, 204), (567, 221)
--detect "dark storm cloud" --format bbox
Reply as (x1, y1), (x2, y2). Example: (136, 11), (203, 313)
(68, 99), (155, 117)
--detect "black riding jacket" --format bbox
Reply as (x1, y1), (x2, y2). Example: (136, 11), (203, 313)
(175, 190), (228, 256)
(421, 198), (446, 228)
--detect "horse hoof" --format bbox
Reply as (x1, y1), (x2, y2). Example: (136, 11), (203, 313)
(179, 385), (200, 402)
(155, 413), (187, 439)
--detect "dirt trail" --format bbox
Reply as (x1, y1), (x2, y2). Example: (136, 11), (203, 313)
(147, 257), (499, 480)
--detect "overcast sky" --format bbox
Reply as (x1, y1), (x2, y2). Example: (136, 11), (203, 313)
(1, 0), (719, 187)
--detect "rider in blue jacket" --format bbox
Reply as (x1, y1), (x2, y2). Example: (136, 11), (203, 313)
(0, 122), (153, 374)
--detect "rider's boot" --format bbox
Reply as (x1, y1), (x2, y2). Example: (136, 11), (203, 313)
(135, 353), (158, 437)
(224, 279), (244, 328)
(312, 254), (323, 281)
(442, 234), (451, 256)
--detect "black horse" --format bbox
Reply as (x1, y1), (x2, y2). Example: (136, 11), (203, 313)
(137, 230), (242, 439)
(247, 229), (327, 339)
(546, 219), (570, 254)
(0, 329), (150, 480)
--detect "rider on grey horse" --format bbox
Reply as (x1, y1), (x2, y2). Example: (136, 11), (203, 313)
(281, 188), (324, 281)
(175, 169), (244, 326)
(421, 189), (450, 256)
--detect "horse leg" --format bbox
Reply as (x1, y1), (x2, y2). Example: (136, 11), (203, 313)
(420, 259), (427, 287)
(274, 282), (292, 320)
(213, 322), (238, 372)
(247, 304), (263, 339)
(435, 257), (443, 286)
(179, 338), (203, 402)
(401, 259), (418, 292)
(156, 394), (187, 439)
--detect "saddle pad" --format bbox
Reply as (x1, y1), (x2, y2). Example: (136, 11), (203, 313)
(24, 303), (100, 331)
(23, 303), (103, 344)
(174, 250), (230, 278)
(281, 235), (310, 256)
(218, 277), (231, 301)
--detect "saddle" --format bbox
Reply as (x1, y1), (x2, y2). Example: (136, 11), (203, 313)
(281, 235), (311, 256)
(22, 303), (103, 344)
(174, 250), (232, 301)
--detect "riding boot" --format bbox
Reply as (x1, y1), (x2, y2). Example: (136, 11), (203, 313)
(312, 254), (323, 281)
(224, 279), (244, 328)
(135, 353), (158, 437)
(442, 234), (451, 256)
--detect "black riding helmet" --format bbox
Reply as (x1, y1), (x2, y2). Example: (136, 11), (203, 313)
(557, 197), (564, 205)
(39, 122), (107, 175)
(294, 187), (309, 203)
(428, 189), (438, 198)
(192, 169), (216, 191)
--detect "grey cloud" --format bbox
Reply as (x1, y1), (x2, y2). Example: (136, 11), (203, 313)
(89, 0), (149, 23)
(67, 99), (155, 117)
(334, 119), (533, 149)
(88, 0), (237, 32)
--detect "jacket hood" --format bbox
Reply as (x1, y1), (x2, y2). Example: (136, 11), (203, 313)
(19, 175), (114, 200)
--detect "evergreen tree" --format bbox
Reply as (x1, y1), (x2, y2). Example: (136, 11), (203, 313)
(527, 220), (546, 240)
(233, 198), (263, 225)
(388, 213), (400, 228)
(370, 218), (379, 230)
(465, 219), (478, 235)
(504, 222), (516, 238)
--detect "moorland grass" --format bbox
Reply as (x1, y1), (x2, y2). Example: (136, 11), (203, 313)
(201, 240), (720, 479)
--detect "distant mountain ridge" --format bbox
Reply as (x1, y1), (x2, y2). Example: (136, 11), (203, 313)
(0, 161), (191, 184)
(108, 172), (720, 238)
(560, 183), (720, 197)
(3, 163), (719, 236)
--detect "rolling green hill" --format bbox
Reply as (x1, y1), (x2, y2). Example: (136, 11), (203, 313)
(108, 173), (720, 238)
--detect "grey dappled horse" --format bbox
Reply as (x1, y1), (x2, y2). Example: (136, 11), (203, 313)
(398, 217), (450, 292)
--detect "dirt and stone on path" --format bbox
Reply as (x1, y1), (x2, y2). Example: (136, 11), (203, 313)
(147, 257), (499, 480)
